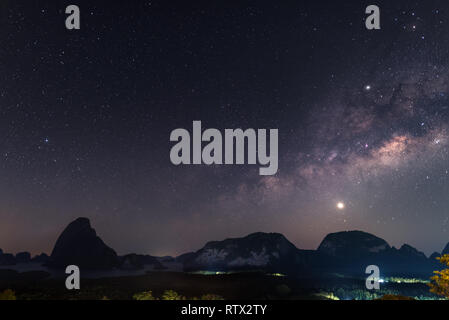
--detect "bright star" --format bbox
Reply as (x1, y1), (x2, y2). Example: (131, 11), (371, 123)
(337, 202), (345, 210)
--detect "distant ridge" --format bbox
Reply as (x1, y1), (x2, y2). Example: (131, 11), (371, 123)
(2, 217), (449, 277)
(183, 230), (443, 277)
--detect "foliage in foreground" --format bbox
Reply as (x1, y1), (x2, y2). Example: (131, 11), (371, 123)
(376, 295), (415, 300)
(133, 291), (158, 300)
(0, 289), (17, 300)
(132, 290), (223, 300)
(429, 254), (449, 298)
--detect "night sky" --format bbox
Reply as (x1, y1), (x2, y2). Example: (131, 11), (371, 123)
(2, 0), (449, 257)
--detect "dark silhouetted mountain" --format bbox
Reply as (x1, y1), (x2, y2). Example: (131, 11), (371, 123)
(430, 252), (440, 261)
(15, 252), (31, 263)
(176, 252), (196, 263)
(32, 253), (50, 264)
(0, 253), (16, 266)
(119, 254), (164, 270)
(5, 217), (448, 277)
(182, 232), (317, 275)
(318, 231), (390, 258)
(183, 230), (438, 277)
(381, 244), (431, 274)
(397, 244), (427, 259)
(48, 217), (119, 269)
(317, 231), (432, 275)
(442, 243), (449, 255)
(429, 252), (443, 270)
(157, 256), (175, 263)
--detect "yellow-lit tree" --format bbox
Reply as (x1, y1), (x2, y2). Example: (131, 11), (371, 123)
(429, 254), (449, 298)
(0, 289), (16, 300)
(132, 291), (158, 300)
(161, 290), (186, 300)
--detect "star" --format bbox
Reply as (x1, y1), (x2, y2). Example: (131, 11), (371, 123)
(337, 202), (345, 210)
